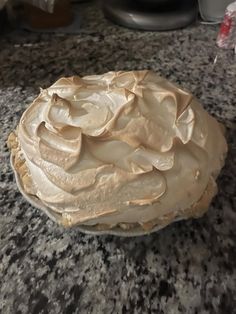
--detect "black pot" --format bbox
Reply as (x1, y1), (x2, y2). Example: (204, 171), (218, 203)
(103, 0), (198, 31)
(0, 7), (7, 33)
(136, 0), (180, 9)
(137, 0), (177, 4)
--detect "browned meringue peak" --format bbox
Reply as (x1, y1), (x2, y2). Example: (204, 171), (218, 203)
(12, 70), (228, 228)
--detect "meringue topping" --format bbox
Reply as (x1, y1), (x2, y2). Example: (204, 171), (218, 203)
(10, 71), (227, 228)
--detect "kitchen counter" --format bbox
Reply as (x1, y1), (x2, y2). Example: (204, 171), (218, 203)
(0, 3), (236, 314)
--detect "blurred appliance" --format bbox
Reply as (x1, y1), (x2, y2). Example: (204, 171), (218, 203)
(198, 0), (232, 22)
(103, 0), (198, 30)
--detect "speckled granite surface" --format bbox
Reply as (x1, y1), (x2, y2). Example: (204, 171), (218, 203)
(0, 3), (236, 314)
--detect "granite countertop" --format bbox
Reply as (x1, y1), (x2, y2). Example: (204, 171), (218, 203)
(0, 3), (236, 314)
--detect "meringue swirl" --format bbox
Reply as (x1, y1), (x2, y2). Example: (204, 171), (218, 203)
(12, 71), (227, 228)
